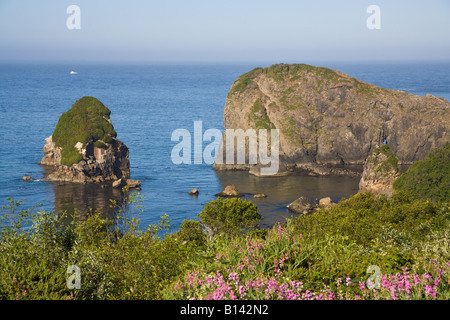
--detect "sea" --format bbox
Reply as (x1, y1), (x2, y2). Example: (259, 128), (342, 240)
(1, 61), (449, 232)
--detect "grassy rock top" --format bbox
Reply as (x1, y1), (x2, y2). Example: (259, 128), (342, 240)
(52, 96), (118, 166)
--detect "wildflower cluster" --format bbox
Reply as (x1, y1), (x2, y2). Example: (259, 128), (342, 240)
(168, 223), (450, 300)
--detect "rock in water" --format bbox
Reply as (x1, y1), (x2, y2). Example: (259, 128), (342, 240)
(359, 144), (400, 196)
(22, 175), (32, 181)
(40, 96), (130, 184)
(253, 193), (267, 198)
(215, 185), (242, 197)
(319, 197), (333, 208)
(188, 188), (199, 195)
(213, 64), (450, 176)
(287, 196), (318, 214)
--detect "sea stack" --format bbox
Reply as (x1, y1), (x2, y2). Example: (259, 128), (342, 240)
(40, 96), (134, 185)
(213, 64), (450, 176)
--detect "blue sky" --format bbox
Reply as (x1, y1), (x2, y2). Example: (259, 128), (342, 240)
(0, 0), (449, 62)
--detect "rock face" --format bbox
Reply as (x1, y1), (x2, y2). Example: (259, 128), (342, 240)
(359, 144), (401, 196)
(40, 97), (131, 184)
(213, 64), (450, 176)
(287, 196), (318, 214)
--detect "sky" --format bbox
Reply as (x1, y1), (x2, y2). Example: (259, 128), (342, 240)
(0, 0), (449, 63)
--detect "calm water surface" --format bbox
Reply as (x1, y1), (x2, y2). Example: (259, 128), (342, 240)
(1, 62), (449, 231)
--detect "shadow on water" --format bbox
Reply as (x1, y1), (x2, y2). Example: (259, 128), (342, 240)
(49, 182), (127, 219)
(214, 170), (361, 228)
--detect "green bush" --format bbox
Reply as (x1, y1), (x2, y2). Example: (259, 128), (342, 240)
(198, 197), (262, 238)
(175, 219), (207, 247)
(52, 96), (117, 166)
(393, 142), (450, 202)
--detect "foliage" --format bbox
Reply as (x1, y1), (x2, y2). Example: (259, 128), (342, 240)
(52, 96), (117, 166)
(174, 219), (207, 248)
(292, 191), (447, 245)
(197, 197), (262, 239)
(394, 142), (450, 202)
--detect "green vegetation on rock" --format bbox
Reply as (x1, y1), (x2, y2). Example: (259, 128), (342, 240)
(227, 68), (263, 97)
(372, 144), (399, 175)
(52, 97), (117, 166)
(394, 142), (450, 202)
(247, 99), (275, 130)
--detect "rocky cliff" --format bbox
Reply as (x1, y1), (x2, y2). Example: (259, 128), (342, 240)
(40, 96), (131, 184)
(358, 144), (400, 196)
(213, 64), (450, 176)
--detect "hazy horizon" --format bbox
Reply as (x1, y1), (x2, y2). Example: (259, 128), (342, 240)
(1, 0), (449, 63)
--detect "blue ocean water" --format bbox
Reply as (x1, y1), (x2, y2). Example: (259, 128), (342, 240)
(1, 62), (449, 231)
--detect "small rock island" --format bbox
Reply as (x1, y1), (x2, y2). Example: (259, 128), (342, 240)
(40, 96), (139, 188)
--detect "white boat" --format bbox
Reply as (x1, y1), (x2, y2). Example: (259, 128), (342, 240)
(70, 71), (78, 74)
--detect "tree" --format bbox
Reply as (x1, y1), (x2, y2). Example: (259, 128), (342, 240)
(198, 197), (262, 239)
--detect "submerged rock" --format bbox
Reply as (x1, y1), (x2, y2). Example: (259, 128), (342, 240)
(287, 196), (318, 214)
(213, 64), (450, 176)
(253, 193), (267, 198)
(40, 96), (131, 184)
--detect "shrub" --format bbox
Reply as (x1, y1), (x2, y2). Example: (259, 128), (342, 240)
(175, 219), (207, 247)
(198, 198), (262, 238)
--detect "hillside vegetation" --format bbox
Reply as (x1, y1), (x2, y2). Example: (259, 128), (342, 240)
(1, 144), (449, 300)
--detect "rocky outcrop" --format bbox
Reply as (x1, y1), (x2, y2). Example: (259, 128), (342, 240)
(215, 185), (243, 197)
(213, 64), (450, 176)
(188, 188), (199, 195)
(40, 97), (132, 185)
(287, 196), (318, 214)
(359, 144), (400, 196)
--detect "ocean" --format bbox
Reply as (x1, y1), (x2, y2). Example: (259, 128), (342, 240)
(1, 61), (449, 231)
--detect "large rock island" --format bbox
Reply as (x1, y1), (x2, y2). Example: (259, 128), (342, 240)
(40, 96), (133, 185)
(213, 64), (450, 176)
